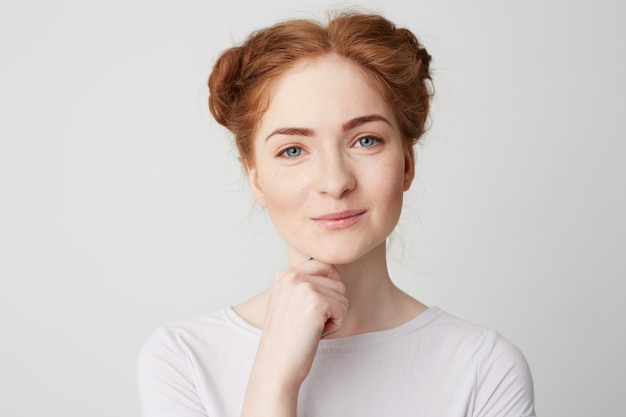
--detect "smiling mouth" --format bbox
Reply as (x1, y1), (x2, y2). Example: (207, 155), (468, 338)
(311, 209), (367, 229)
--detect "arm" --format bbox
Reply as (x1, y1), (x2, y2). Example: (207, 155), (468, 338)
(240, 259), (348, 417)
(137, 327), (207, 417)
(473, 332), (536, 417)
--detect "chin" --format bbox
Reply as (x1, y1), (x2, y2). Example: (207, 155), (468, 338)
(305, 241), (384, 266)
(313, 254), (361, 266)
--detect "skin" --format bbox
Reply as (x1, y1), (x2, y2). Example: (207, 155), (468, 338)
(235, 54), (428, 417)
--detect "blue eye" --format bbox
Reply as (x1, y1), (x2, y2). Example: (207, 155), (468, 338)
(281, 147), (302, 158)
(356, 136), (379, 147)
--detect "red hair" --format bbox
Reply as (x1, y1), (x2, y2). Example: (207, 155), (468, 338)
(208, 12), (432, 164)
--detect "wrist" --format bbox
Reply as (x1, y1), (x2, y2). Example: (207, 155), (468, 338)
(241, 366), (300, 417)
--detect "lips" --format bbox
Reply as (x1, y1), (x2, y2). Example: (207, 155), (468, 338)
(311, 209), (367, 229)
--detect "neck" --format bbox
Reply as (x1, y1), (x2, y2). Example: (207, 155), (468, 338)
(289, 242), (426, 338)
(234, 242), (427, 337)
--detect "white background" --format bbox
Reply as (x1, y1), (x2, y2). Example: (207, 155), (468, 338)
(1, 0), (624, 416)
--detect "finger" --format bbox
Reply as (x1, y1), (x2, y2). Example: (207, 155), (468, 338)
(309, 285), (349, 311)
(300, 275), (346, 298)
(272, 263), (343, 292)
(321, 298), (348, 336)
(294, 258), (343, 282)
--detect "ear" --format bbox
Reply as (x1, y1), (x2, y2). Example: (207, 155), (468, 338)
(403, 145), (415, 191)
(245, 162), (267, 207)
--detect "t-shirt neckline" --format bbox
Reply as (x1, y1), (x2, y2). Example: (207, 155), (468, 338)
(222, 305), (443, 350)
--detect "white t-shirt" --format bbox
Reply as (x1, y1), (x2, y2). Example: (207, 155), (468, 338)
(137, 307), (535, 417)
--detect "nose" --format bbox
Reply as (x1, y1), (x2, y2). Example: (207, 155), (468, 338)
(314, 150), (356, 198)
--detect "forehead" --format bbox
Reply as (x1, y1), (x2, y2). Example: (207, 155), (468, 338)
(255, 55), (396, 137)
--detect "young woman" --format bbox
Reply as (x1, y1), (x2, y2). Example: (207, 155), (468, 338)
(138, 12), (536, 417)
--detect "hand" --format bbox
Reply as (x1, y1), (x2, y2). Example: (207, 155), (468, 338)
(256, 259), (348, 387)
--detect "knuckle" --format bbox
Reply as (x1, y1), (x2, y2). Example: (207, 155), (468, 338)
(303, 291), (326, 309)
(297, 281), (316, 294)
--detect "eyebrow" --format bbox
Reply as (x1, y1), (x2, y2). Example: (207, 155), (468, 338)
(342, 114), (392, 132)
(264, 114), (392, 142)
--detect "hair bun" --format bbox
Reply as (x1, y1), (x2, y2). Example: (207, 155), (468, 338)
(208, 11), (434, 162)
(208, 46), (245, 130)
(416, 48), (431, 80)
(394, 28), (431, 80)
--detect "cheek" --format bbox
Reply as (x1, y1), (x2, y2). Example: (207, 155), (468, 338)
(259, 171), (303, 212)
(369, 159), (406, 198)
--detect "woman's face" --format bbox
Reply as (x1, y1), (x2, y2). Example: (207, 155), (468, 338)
(247, 54), (414, 265)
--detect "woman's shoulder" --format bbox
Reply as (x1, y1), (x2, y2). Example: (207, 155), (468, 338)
(424, 308), (531, 368)
(137, 308), (261, 409)
(138, 310), (224, 366)
(140, 307), (261, 354)
(429, 309), (536, 416)
(158, 309), (236, 333)
(137, 309), (261, 416)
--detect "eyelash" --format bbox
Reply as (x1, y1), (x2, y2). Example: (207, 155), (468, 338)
(277, 135), (383, 158)
(355, 135), (382, 148)
(278, 146), (304, 158)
